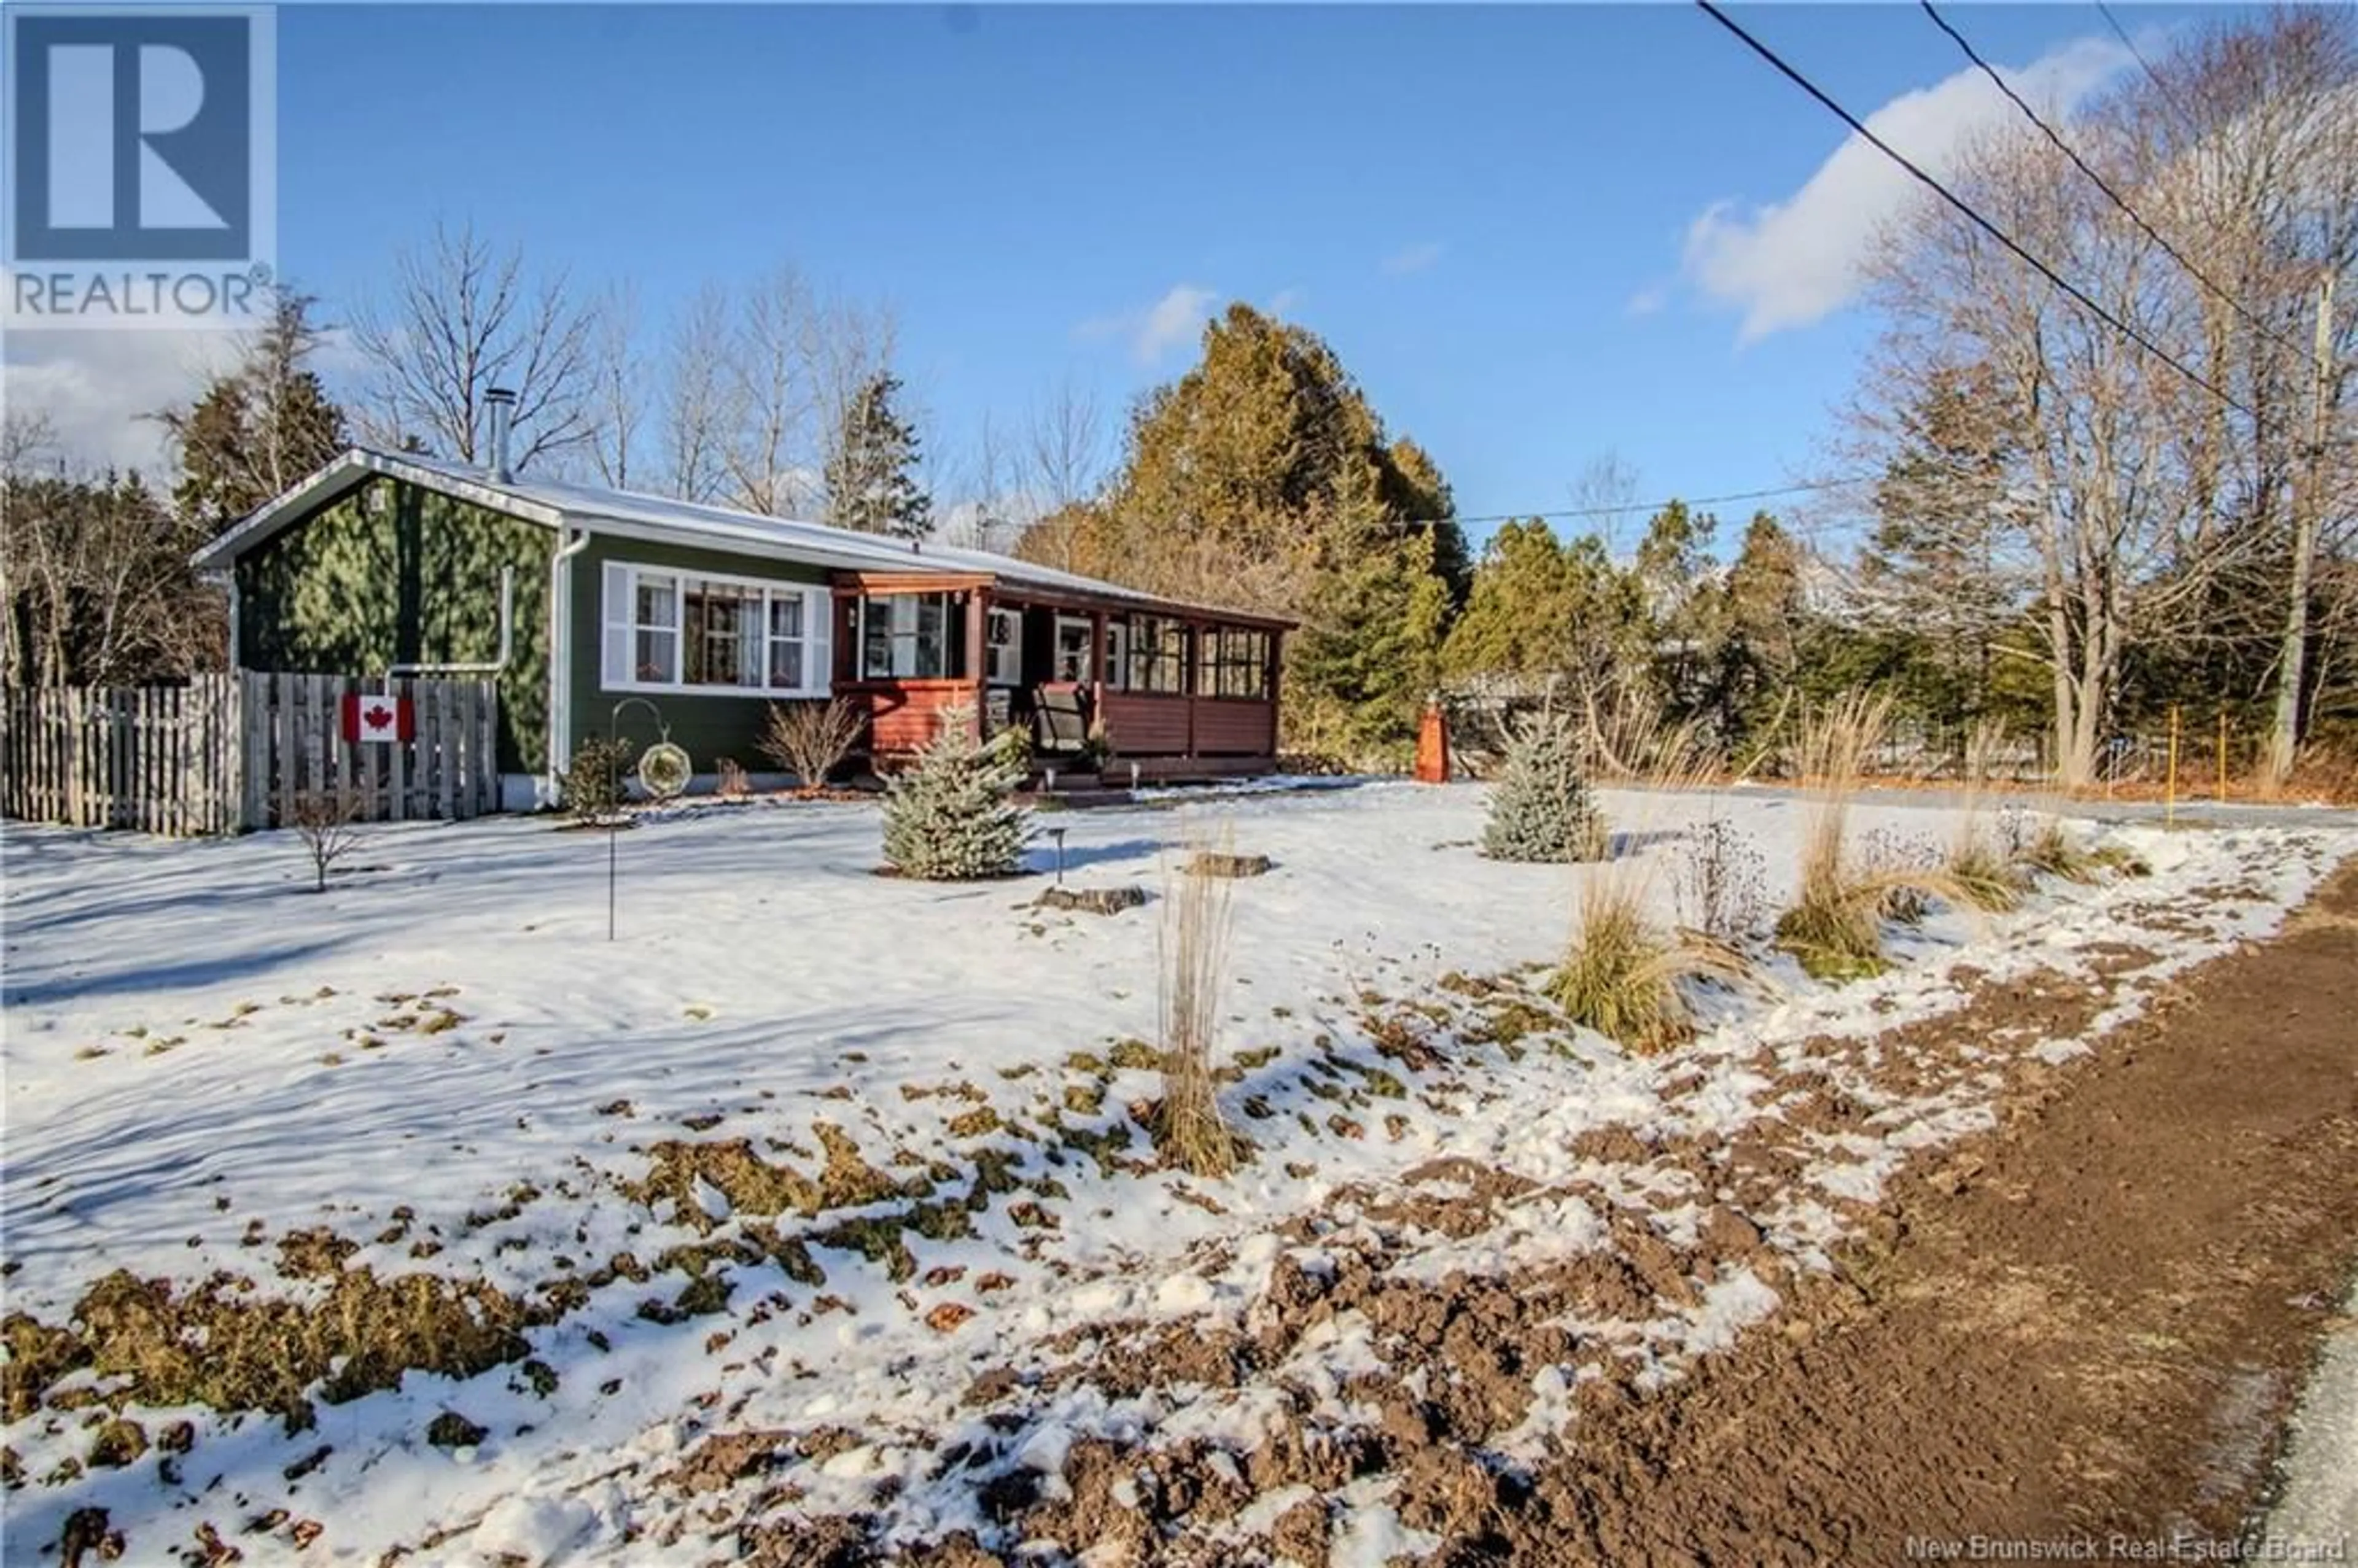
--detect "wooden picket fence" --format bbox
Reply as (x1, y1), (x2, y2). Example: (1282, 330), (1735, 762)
(2, 675), (244, 834)
(239, 672), (501, 829)
(1, 672), (501, 836)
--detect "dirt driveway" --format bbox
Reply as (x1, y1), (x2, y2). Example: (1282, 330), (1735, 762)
(1496, 863), (2358, 1564)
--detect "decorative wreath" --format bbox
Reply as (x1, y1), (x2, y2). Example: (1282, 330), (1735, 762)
(637, 740), (693, 801)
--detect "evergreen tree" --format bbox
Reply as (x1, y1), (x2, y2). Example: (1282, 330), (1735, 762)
(879, 709), (1031, 879)
(1701, 513), (1808, 748)
(1019, 303), (1465, 760)
(825, 371), (934, 543)
(1441, 519), (1582, 683)
(1285, 462), (1449, 761)
(1482, 709), (1606, 862)
(1859, 364), (2019, 729)
(160, 290), (348, 534)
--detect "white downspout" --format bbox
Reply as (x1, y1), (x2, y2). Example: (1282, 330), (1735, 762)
(545, 526), (593, 806)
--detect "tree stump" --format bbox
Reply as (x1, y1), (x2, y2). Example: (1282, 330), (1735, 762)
(1186, 853), (1272, 879)
(1035, 885), (1150, 915)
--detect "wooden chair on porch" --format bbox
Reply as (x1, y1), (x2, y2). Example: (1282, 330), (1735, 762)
(1032, 683), (1091, 756)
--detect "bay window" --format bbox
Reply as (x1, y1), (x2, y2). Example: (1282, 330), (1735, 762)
(601, 561), (830, 697)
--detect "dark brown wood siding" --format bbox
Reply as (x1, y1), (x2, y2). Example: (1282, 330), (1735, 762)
(1193, 699), (1276, 757)
(1100, 692), (1191, 756)
(842, 680), (980, 763)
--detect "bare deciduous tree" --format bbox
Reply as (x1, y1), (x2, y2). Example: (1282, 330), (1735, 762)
(584, 280), (645, 489)
(349, 219), (596, 472)
(1859, 115), (2237, 785)
(1024, 375), (1110, 516)
(1567, 448), (1644, 557)
(1, 446), (222, 688)
(722, 263), (823, 516)
(291, 787), (364, 892)
(656, 282), (734, 504)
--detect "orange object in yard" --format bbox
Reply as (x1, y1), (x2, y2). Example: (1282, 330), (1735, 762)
(1414, 699), (1450, 784)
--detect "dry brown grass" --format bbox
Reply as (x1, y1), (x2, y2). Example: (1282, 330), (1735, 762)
(1773, 693), (1975, 980)
(1549, 877), (1756, 1054)
(1547, 721), (1763, 1053)
(2020, 816), (2098, 883)
(1948, 719), (2030, 912)
(2, 1265), (542, 1429)
(632, 1125), (919, 1229)
(1151, 831), (1250, 1176)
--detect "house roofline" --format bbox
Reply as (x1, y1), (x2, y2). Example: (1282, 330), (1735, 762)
(190, 448), (565, 571)
(191, 445), (1298, 632)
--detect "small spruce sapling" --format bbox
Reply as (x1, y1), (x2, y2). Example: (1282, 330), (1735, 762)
(879, 707), (1032, 879)
(1482, 710), (1606, 862)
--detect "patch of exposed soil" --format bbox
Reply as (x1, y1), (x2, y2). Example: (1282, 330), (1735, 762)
(719, 861), (2358, 1565)
(1491, 863), (2358, 1564)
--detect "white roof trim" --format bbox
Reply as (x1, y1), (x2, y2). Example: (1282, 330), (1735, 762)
(190, 448), (564, 570)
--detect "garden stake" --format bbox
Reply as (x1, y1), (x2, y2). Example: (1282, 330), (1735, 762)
(2166, 705), (2181, 828)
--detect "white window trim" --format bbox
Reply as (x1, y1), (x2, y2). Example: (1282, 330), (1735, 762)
(1103, 621), (1129, 690)
(855, 592), (959, 681)
(599, 559), (833, 700)
(1051, 613), (1095, 685)
(984, 606), (1022, 687)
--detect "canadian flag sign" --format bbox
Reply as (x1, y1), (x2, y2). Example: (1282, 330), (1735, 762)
(342, 692), (415, 744)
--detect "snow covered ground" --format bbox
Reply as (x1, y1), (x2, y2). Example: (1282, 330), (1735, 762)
(2, 782), (2351, 1564)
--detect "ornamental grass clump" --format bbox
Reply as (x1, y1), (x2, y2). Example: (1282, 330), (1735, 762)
(879, 708), (1031, 880)
(1151, 832), (1250, 1176)
(1482, 709), (1606, 863)
(1946, 720), (2029, 912)
(1773, 692), (1969, 980)
(1550, 874), (1755, 1055)
(1546, 723), (1759, 1054)
(2020, 816), (2098, 882)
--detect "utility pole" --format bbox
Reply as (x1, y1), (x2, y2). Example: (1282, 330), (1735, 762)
(2267, 273), (2335, 790)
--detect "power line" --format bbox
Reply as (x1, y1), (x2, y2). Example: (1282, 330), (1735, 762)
(1695, 0), (2260, 427)
(2093, 0), (2186, 118)
(1434, 475), (1874, 530)
(1919, 1), (2300, 357)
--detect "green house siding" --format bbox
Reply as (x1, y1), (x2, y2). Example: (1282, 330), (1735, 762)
(568, 535), (835, 772)
(236, 477), (554, 773)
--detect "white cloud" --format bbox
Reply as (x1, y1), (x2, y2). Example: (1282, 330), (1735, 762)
(1679, 36), (2131, 342)
(1137, 283), (1217, 362)
(1625, 281), (1670, 317)
(1267, 286), (1306, 317)
(1382, 241), (1444, 277)
(1076, 283), (1221, 365)
(1, 328), (235, 476)
(2, 317), (367, 478)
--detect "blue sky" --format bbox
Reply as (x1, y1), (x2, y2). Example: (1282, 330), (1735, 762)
(17, 3), (2249, 550)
